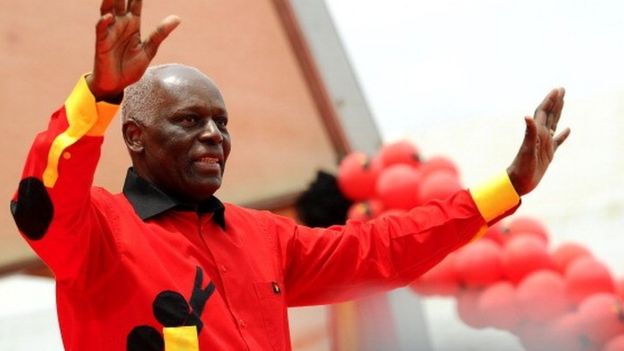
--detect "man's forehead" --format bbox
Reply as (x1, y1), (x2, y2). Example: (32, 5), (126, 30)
(147, 65), (225, 107)
(152, 67), (220, 93)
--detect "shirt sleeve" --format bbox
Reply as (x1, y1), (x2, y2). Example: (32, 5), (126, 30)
(468, 170), (521, 240)
(10, 76), (119, 283)
(269, 175), (519, 306)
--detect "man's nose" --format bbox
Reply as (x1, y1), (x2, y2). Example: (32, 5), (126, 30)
(197, 119), (223, 144)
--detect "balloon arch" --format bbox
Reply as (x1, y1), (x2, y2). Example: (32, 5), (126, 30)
(337, 141), (624, 351)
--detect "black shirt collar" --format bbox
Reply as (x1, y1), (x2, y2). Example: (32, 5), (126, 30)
(122, 168), (226, 229)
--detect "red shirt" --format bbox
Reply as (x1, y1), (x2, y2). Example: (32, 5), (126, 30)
(11, 77), (520, 351)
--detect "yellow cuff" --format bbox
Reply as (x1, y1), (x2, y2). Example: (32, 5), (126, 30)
(64, 76), (99, 137)
(42, 76), (119, 187)
(66, 75), (120, 136)
(469, 170), (520, 223)
(87, 100), (119, 136)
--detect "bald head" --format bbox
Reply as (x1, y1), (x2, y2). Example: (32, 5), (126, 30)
(121, 63), (219, 126)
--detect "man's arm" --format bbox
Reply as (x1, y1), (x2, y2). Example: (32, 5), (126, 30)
(277, 88), (570, 306)
(10, 0), (179, 281)
(470, 87), (571, 236)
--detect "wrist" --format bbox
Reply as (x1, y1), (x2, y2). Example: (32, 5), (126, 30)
(506, 166), (525, 196)
(85, 74), (124, 104)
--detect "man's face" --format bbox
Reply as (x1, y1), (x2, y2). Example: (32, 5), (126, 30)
(139, 69), (231, 203)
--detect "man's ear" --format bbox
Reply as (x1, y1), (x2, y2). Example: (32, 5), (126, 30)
(123, 121), (144, 153)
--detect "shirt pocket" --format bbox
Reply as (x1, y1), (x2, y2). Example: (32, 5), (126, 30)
(254, 281), (289, 351)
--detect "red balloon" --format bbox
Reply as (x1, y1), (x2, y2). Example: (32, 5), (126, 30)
(616, 278), (624, 302)
(346, 200), (384, 221)
(577, 293), (624, 346)
(456, 288), (487, 329)
(410, 253), (460, 296)
(337, 152), (381, 201)
(517, 319), (599, 351)
(502, 236), (556, 284)
(482, 222), (507, 246)
(377, 140), (422, 169)
(506, 216), (550, 246)
(376, 165), (422, 210)
(516, 270), (570, 323)
(551, 242), (592, 274)
(546, 313), (589, 351)
(418, 171), (463, 204)
(565, 257), (616, 306)
(420, 156), (460, 179)
(516, 321), (555, 351)
(476, 281), (519, 330)
(455, 240), (504, 287)
(604, 335), (624, 351)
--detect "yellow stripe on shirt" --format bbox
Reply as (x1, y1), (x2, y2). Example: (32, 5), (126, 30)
(163, 326), (199, 351)
(42, 76), (119, 187)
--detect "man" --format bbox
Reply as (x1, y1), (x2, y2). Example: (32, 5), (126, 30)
(10, 0), (570, 350)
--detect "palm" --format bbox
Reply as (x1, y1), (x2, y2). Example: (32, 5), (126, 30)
(95, 14), (146, 92)
(507, 88), (571, 196)
(88, 0), (180, 99)
(534, 118), (557, 174)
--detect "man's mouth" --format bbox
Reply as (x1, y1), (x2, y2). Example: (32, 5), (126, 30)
(196, 156), (219, 164)
(192, 155), (222, 174)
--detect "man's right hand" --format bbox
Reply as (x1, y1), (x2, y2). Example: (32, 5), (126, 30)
(86, 0), (180, 101)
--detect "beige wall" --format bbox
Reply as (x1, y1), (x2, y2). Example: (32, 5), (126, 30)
(0, 0), (339, 268)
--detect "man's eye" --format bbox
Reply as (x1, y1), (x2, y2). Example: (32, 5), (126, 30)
(215, 117), (228, 128)
(178, 115), (198, 126)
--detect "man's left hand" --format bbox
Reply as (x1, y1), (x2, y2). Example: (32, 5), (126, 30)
(507, 88), (571, 196)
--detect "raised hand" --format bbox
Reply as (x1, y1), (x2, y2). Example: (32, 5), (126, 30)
(86, 0), (180, 100)
(507, 88), (571, 196)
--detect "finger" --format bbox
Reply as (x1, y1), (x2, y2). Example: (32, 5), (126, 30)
(545, 89), (561, 129)
(551, 87), (565, 131)
(534, 88), (558, 127)
(113, 0), (125, 14)
(523, 116), (538, 148)
(95, 13), (115, 42)
(143, 15), (181, 59)
(553, 127), (571, 151)
(546, 88), (562, 130)
(100, 0), (114, 15)
(128, 0), (142, 16)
